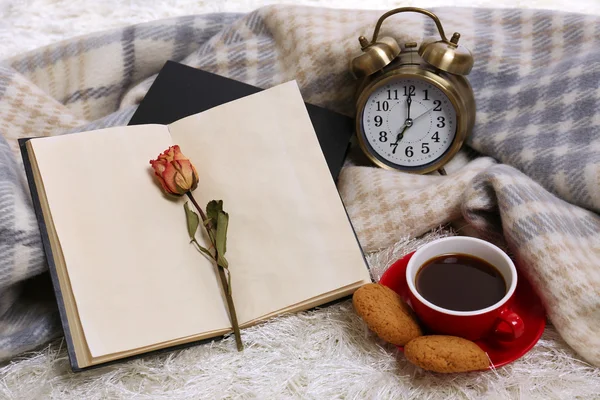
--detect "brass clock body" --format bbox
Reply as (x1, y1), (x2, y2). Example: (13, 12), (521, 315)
(351, 7), (476, 174)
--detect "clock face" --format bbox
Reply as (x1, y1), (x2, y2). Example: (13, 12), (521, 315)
(361, 77), (457, 170)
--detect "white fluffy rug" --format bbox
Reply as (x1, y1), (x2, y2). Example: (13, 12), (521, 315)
(2, 232), (600, 399)
(1, 1), (600, 399)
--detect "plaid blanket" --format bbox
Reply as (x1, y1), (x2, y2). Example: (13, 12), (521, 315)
(0, 6), (598, 368)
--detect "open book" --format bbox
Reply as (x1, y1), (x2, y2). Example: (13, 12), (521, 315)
(23, 81), (371, 370)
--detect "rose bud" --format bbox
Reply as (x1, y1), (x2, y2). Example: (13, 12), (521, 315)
(150, 145), (199, 196)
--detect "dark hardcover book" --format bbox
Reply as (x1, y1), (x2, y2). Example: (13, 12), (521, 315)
(129, 61), (353, 181)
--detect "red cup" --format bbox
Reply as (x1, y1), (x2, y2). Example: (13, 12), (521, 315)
(406, 237), (525, 341)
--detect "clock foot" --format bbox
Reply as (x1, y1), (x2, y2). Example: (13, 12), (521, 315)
(437, 167), (447, 176)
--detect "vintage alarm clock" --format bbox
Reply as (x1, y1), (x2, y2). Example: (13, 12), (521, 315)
(351, 7), (475, 175)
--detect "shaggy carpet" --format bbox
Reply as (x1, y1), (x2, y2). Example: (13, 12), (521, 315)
(2, 232), (599, 399)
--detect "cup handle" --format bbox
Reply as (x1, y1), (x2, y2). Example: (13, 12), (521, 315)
(491, 308), (525, 341)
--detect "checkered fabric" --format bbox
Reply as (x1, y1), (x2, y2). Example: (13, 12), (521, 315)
(0, 6), (598, 366)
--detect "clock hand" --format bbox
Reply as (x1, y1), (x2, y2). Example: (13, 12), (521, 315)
(394, 123), (409, 144)
(411, 107), (434, 124)
(406, 94), (412, 121)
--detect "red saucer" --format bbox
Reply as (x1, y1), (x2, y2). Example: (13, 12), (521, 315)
(379, 252), (546, 369)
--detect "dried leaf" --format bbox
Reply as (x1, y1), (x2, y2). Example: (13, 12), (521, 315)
(192, 239), (216, 261)
(206, 200), (223, 223)
(206, 200), (223, 238)
(184, 202), (200, 240)
(218, 254), (229, 269)
(216, 210), (229, 256)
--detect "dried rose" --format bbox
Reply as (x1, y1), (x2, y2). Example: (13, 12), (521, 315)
(149, 145), (242, 351)
(150, 145), (199, 195)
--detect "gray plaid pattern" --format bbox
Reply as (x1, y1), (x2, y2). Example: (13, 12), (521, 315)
(0, 132), (59, 360)
(466, 9), (600, 212)
(0, 6), (598, 366)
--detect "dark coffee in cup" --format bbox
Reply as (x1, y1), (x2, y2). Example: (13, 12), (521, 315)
(415, 253), (506, 312)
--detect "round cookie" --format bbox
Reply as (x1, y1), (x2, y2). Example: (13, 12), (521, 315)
(353, 283), (422, 346)
(404, 335), (490, 373)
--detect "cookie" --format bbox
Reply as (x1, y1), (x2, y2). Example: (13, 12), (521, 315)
(353, 283), (422, 346)
(404, 335), (490, 373)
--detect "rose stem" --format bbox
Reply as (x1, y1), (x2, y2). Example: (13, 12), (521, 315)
(186, 192), (244, 351)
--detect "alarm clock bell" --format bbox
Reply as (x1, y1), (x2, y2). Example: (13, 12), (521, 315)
(418, 33), (473, 76)
(351, 7), (474, 79)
